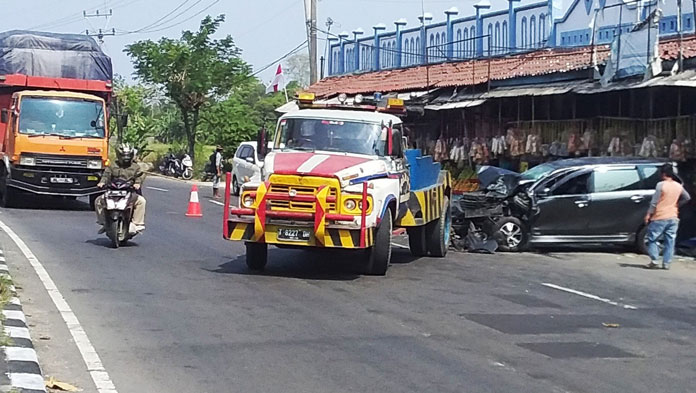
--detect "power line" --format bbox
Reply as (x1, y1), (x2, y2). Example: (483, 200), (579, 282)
(252, 40), (308, 77)
(117, 0), (220, 35)
(129, 0), (192, 33)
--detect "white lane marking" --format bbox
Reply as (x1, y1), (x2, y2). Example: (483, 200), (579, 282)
(209, 200), (224, 206)
(542, 283), (638, 310)
(8, 373), (45, 391)
(146, 186), (169, 192)
(0, 219), (119, 393)
(5, 347), (38, 362)
(297, 154), (330, 173)
(391, 243), (410, 249)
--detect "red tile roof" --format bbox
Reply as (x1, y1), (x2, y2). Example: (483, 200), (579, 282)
(308, 36), (696, 98)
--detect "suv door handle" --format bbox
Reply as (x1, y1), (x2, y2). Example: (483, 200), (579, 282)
(630, 195), (644, 203)
(574, 200), (589, 208)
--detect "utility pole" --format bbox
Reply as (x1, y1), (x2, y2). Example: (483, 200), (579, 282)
(677, 0), (684, 73)
(305, 0), (318, 85)
(84, 8), (114, 46)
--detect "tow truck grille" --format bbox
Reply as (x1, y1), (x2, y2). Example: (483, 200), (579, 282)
(267, 178), (339, 213)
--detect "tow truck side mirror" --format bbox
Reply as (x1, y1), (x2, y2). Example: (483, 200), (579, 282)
(0, 109), (8, 124)
(392, 130), (404, 158)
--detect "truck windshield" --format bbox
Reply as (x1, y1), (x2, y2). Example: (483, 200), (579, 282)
(18, 97), (106, 138)
(277, 118), (385, 156)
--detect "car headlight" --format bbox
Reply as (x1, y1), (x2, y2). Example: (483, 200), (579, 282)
(19, 156), (36, 166)
(87, 159), (103, 170)
(243, 195), (255, 208)
(344, 199), (357, 211)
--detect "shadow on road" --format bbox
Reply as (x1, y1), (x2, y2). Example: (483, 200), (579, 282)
(619, 263), (652, 269)
(85, 238), (140, 249)
(209, 248), (374, 281)
(6, 193), (92, 211)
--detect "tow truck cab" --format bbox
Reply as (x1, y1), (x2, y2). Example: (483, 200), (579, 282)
(224, 94), (452, 275)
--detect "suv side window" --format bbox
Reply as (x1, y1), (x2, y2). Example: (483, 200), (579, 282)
(639, 165), (661, 190)
(593, 168), (641, 193)
(235, 146), (247, 158)
(239, 146), (253, 160)
(553, 173), (591, 196)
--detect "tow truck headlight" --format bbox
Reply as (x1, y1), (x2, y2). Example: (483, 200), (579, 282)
(19, 156), (36, 166)
(242, 194), (255, 208)
(344, 199), (357, 211)
(87, 159), (103, 170)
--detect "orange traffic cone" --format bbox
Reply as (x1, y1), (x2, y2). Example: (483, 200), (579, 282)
(186, 185), (203, 217)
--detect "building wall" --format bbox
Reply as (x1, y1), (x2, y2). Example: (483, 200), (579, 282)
(328, 0), (692, 76)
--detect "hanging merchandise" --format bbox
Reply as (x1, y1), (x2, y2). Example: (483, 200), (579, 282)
(434, 135), (448, 162)
(582, 129), (597, 156)
(568, 133), (580, 156)
(669, 139), (686, 162)
(506, 129), (524, 157)
(683, 138), (693, 159)
(607, 136), (621, 156)
(549, 140), (562, 157)
(639, 135), (658, 158)
(490, 135), (507, 157)
(525, 133), (542, 156)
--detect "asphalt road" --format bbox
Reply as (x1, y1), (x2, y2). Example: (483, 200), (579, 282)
(1, 175), (696, 393)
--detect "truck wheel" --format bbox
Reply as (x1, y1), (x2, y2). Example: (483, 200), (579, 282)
(365, 209), (392, 276)
(426, 196), (451, 257)
(0, 186), (15, 208)
(493, 216), (528, 252)
(407, 226), (428, 257)
(246, 242), (268, 271)
(232, 176), (240, 196)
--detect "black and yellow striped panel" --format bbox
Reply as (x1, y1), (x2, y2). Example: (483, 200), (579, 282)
(228, 222), (254, 241)
(324, 228), (373, 248)
(396, 171), (451, 227)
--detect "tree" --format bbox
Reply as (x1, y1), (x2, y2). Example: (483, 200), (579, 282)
(198, 80), (301, 157)
(125, 15), (251, 162)
(285, 53), (310, 87)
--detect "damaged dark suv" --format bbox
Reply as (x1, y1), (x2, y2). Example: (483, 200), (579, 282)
(455, 157), (675, 253)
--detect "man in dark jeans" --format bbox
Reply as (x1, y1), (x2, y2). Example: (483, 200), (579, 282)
(644, 164), (691, 270)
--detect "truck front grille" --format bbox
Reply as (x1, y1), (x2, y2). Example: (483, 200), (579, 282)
(267, 176), (339, 214)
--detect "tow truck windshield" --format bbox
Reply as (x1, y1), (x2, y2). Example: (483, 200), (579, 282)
(277, 118), (386, 156)
(18, 97), (106, 139)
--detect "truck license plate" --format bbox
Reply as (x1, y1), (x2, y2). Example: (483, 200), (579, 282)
(50, 177), (74, 184)
(277, 228), (311, 242)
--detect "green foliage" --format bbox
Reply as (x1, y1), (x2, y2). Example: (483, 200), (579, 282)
(125, 15), (252, 163)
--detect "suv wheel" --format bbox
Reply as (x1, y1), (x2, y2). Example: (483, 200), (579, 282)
(493, 217), (528, 252)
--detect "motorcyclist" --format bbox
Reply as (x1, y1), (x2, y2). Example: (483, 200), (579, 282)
(95, 143), (147, 234)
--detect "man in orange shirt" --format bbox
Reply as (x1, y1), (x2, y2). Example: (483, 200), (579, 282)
(644, 164), (691, 270)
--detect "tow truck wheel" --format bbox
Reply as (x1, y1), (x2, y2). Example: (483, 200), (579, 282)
(246, 242), (268, 271)
(426, 196), (451, 257)
(365, 209), (392, 276)
(407, 226), (428, 257)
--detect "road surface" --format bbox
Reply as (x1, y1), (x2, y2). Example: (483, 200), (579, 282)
(1, 175), (695, 393)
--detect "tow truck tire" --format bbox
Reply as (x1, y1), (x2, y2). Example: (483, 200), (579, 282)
(246, 242), (268, 271)
(365, 209), (392, 276)
(407, 226), (428, 257)
(426, 196), (450, 257)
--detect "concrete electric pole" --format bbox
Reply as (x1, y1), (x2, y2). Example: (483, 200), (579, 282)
(305, 0), (318, 85)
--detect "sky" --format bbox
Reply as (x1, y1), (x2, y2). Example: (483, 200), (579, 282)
(3, 0), (552, 85)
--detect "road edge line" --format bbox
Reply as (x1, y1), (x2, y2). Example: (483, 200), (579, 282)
(0, 219), (119, 393)
(541, 282), (638, 310)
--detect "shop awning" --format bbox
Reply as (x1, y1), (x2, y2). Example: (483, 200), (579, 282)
(424, 99), (487, 111)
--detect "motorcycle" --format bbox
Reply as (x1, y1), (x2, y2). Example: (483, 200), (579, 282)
(159, 154), (193, 180)
(103, 179), (139, 248)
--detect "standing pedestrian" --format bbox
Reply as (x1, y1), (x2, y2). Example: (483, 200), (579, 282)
(211, 145), (224, 199)
(644, 164), (691, 270)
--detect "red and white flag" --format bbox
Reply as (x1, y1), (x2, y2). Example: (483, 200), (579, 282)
(265, 64), (286, 94)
